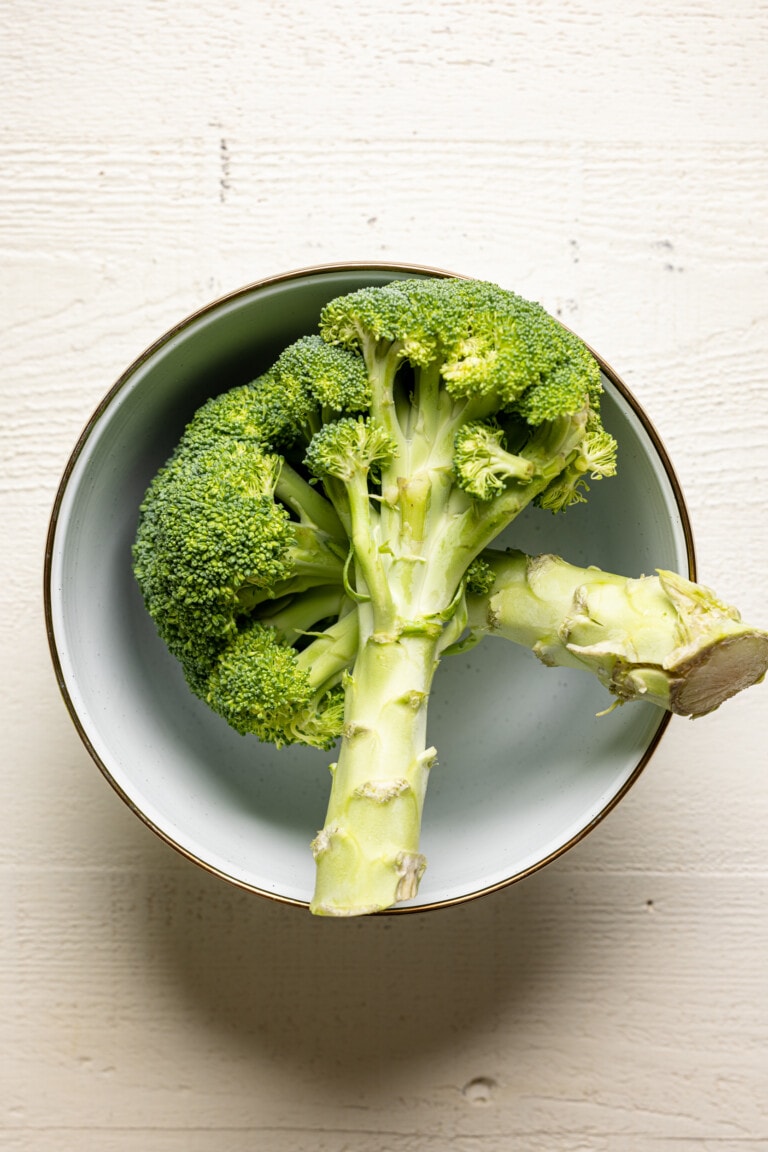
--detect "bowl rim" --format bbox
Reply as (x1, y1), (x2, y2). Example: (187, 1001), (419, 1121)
(43, 260), (696, 914)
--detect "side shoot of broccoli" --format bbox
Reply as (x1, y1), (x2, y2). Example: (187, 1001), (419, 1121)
(466, 550), (768, 717)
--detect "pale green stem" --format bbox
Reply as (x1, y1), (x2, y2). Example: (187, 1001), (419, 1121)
(276, 460), (346, 541)
(297, 606), (359, 696)
(309, 630), (441, 916)
(409, 361), (443, 448)
(467, 550), (768, 717)
(288, 523), (347, 580)
(362, 336), (407, 461)
(428, 410), (590, 600)
(345, 469), (396, 632)
(422, 470), (554, 613)
(255, 586), (348, 645)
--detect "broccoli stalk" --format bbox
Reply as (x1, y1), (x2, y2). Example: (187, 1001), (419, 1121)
(466, 550), (768, 717)
(299, 416), (442, 913)
(309, 631), (440, 913)
(302, 281), (613, 914)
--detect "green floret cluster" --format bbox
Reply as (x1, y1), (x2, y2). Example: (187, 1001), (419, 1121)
(321, 277), (601, 414)
(132, 439), (294, 696)
(132, 349), (361, 739)
(206, 621), (346, 749)
(131, 276), (632, 914)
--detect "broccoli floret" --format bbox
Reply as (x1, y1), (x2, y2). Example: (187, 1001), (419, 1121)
(304, 415), (397, 484)
(206, 622), (347, 750)
(453, 420), (535, 501)
(133, 376), (353, 740)
(275, 335), (371, 417)
(465, 555), (497, 596)
(133, 440), (293, 692)
(225, 335), (372, 453)
(134, 276), (762, 917)
(535, 410), (618, 512)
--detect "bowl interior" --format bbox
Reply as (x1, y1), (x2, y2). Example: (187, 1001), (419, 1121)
(47, 267), (692, 909)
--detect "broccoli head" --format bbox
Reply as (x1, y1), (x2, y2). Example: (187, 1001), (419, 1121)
(132, 276), (766, 917)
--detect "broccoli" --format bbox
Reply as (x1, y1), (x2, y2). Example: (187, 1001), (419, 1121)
(133, 277), (766, 916)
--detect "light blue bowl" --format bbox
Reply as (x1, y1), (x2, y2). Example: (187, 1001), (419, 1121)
(45, 263), (694, 911)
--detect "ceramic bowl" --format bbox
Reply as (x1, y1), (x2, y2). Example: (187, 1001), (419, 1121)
(45, 263), (694, 911)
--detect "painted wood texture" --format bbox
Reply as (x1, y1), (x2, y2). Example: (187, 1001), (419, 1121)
(2, 2), (767, 1148)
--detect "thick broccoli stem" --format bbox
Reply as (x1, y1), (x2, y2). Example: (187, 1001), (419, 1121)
(308, 401), (593, 915)
(309, 628), (440, 916)
(467, 550), (768, 717)
(305, 356), (598, 912)
(306, 403), (445, 914)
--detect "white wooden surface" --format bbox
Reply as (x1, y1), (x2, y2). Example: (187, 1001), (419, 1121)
(3, 2), (767, 1147)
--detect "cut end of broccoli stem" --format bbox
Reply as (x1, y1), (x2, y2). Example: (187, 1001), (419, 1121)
(469, 551), (768, 721)
(570, 625), (768, 719)
(667, 631), (768, 717)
